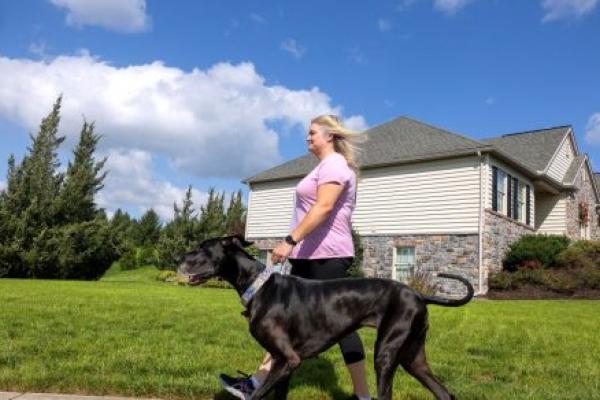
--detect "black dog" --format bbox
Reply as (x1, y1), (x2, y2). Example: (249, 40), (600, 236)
(178, 235), (474, 400)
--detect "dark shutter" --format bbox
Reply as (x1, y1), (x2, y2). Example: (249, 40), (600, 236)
(492, 166), (498, 212)
(507, 174), (512, 218)
(526, 185), (531, 226)
(513, 178), (519, 221)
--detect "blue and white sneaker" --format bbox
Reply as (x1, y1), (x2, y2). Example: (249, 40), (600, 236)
(219, 371), (256, 400)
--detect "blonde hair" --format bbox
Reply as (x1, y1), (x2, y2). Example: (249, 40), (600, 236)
(311, 114), (364, 173)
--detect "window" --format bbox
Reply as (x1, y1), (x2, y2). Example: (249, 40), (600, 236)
(257, 249), (272, 267)
(496, 170), (506, 213)
(518, 184), (526, 223)
(394, 247), (415, 283)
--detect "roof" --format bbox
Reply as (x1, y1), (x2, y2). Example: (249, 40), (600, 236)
(480, 126), (571, 174)
(562, 155), (586, 185)
(245, 116), (491, 183)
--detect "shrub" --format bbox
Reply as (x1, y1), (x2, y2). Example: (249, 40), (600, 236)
(540, 271), (578, 293)
(138, 245), (158, 267)
(503, 234), (569, 271)
(119, 246), (138, 271)
(348, 228), (364, 277)
(156, 270), (177, 282)
(407, 270), (437, 295)
(556, 240), (600, 269)
(576, 267), (600, 290)
(489, 271), (518, 291)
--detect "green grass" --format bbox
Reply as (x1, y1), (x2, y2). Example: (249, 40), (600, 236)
(99, 263), (161, 283)
(1, 278), (599, 400)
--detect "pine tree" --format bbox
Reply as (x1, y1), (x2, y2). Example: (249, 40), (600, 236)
(135, 208), (161, 247)
(198, 188), (226, 240)
(0, 97), (65, 277)
(225, 190), (246, 236)
(157, 186), (200, 270)
(56, 121), (107, 224)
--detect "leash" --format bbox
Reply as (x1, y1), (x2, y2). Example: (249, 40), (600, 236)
(240, 263), (289, 307)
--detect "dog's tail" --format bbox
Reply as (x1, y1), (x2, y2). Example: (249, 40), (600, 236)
(422, 273), (474, 307)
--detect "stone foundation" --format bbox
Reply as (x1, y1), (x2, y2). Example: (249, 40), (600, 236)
(361, 234), (480, 296)
(481, 209), (535, 291)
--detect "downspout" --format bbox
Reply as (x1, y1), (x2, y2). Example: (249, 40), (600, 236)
(477, 151), (486, 296)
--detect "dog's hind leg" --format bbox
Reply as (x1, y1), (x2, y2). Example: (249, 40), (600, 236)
(398, 332), (455, 400)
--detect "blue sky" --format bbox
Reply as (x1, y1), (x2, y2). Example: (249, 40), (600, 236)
(0, 0), (599, 219)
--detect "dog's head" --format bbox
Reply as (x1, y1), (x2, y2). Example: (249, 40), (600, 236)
(177, 235), (254, 286)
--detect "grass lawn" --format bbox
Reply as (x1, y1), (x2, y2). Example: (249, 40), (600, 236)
(1, 274), (599, 400)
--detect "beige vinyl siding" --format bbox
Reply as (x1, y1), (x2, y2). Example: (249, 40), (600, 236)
(246, 179), (297, 238)
(353, 156), (481, 234)
(486, 157), (535, 226)
(547, 133), (574, 182)
(535, 193), (567, 234)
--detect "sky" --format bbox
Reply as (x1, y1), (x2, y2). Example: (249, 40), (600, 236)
(0, 0), (599, 220)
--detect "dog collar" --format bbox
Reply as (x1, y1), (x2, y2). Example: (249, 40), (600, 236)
(241, 267), (275, 307)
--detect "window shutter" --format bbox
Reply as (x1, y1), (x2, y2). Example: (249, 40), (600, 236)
(513, 178), (519, 221)
(526, 184), (531, 226)
(492, 166), (498, 212)
(507, 174), (512, 218)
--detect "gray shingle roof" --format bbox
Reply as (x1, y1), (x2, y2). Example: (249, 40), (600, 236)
(245, 117), (490, 183)
(480, 126), (571, 174)
(562, 155), (586, 185)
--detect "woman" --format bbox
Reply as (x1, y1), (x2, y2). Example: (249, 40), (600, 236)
(220, 115), (371, 400)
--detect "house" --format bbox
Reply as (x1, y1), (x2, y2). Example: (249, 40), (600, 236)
(243, 117), (600, 295)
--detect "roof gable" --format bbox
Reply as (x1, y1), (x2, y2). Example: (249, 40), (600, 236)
(481, 126), (571, 174)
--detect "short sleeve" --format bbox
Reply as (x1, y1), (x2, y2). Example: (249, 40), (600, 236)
(316, 154), (351, 186)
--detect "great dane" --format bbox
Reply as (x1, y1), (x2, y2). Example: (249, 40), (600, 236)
(178, 235), (473, 400)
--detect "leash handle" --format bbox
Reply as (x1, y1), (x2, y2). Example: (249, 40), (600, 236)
(272, 262), (290, 275)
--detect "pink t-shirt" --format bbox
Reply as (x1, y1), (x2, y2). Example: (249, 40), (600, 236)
(289, 152), (356, 259)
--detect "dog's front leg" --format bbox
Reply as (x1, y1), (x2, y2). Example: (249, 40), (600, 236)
(251, 356), (300, 400)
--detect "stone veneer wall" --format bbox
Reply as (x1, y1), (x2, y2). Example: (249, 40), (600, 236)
(482, 209), (535, 291)
(253, 235), (479, 295)
(565, 170), (600, 240)
(360, 235), (479, 296)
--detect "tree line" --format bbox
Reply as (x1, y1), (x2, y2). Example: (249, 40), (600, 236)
(0, 97), (246, 279)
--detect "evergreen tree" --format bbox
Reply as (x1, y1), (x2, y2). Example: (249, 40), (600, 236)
(135, 208), (161, 247)
(157, 186), (200, 270)
(225, 190), (246, 236)
(56, 121), (107, 224)
(198, 188), (226, 240)
(0, 97), (65, 277)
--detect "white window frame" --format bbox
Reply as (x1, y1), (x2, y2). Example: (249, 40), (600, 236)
(496, 169), (506, 213)
(392, 247), (415, 283)
(518, 183), (526, 223)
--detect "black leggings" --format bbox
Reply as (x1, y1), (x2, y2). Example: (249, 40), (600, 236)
(289, 257), (366, 365)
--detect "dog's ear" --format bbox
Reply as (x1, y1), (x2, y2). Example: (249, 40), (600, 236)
(221, 234), (253, 249)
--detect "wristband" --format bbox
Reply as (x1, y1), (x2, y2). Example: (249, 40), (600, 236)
(285, 234), (298, 246)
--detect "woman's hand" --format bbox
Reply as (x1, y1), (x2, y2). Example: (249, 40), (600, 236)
(271, 241), (294, 264)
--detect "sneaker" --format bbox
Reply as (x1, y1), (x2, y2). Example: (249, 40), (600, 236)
(219, 370), (257, 400)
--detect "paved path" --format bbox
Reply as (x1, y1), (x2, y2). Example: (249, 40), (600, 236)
(1, 393), (159, 400)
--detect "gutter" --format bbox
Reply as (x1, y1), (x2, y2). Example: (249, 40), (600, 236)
(477, 151), (486, 296)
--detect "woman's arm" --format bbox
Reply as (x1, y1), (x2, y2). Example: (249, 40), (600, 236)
(271, 182), (344, 263)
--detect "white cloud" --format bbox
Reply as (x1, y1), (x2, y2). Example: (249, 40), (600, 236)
(250, 13), (266, 23)
(342, 116), (369, 132)
(281, 39), (306, 59)
(96, 148), (207, 220)
(348, 47), (368, 65)
(485, 97), (496, 105)
(434, 0), (475, 15)
(49, 0), (150, 33)
(29, 41), (49, 59)
(542, 0), (598, 21)
(377, 18), (392, 32)
(585, 112), (600, 145)
(0, 53), (363, 180)
(0, 180), (5, 192)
